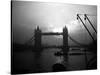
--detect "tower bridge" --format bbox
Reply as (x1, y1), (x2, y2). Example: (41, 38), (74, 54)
(34, 26), (69, 53)
(25, 14), (97, 70)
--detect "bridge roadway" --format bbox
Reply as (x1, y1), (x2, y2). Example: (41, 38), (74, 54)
(41, 32), (63, 35)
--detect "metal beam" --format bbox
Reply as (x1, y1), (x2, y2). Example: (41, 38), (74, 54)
(77, 14), (95, 42)
(42, 46), (62, 49)
(84, 14), (97, 33)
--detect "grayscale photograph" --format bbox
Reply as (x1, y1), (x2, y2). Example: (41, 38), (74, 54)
(11, 0), (97, 74)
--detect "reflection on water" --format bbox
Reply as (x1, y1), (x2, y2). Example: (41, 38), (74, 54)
(13, 48), (94, 72)
(41, 49), (63, 72)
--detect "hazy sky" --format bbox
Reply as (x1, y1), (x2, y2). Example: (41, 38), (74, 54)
(12, 1), (97, 46)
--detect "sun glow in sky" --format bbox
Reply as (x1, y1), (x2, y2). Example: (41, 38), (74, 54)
(50, 20), (80, 33)
(52, 27), (62, 33)
(66, 20), (80, 33)
(48, 20), (80, 39)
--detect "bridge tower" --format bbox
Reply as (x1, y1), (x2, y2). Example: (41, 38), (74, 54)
(34, 26), (42, 72)
(63, 26), (69, 66)
(34, 26), (42, 52)
(63, 26), (69, 53)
